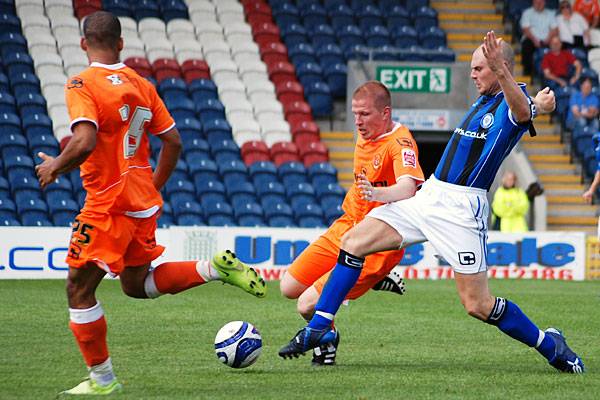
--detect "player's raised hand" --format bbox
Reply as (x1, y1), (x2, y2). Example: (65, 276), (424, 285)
(533, 86), (556, 114)
(482, 31), (504, 73)
(35, 151), (57, 189)
(583, 188), (594, 204)
(357, 173), (375, 201)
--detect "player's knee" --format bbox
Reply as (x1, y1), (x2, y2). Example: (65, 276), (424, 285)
(279, 273), (305, 299)
(120, 281), (147, 299)
(340, 230), (366, 257)
(66, 278), (94, 308)
(296, 297), (316, 320)
(461, 299), (488, 321)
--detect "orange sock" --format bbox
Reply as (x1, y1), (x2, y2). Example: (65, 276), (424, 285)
(69, 303), (109, 367)
(149, 261), (206, 296)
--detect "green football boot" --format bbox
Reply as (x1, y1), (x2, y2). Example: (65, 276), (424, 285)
(58, 378), (122, 396)
(211, 250), (267, 298)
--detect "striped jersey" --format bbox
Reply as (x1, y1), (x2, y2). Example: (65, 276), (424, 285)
(434, 85), (534, 190)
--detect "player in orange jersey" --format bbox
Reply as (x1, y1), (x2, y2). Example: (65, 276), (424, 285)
(35, 11), (265, 396)
(280, 81), (424, 365)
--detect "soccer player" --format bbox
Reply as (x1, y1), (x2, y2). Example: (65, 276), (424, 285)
(35, 12), (266, 395)
(279, 31), (585, 374)
(280, 81), (424, 365)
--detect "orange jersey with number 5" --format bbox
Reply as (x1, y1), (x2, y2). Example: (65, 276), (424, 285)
(65, 62), (175, 217)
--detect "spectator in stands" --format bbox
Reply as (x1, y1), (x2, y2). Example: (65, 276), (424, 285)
(492, 171), (530, 233)
(574, 0), (600, 29)
(582, 139), (600, 212)
(520, 0), (558, 78)
(567, 76), (600, 131)
(557, 0), (591, 50)
(541, 36), (582, 90)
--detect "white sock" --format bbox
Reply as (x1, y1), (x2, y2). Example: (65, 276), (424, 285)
(143, 269), (162, 299)
(196, 260), (222, 281)
(89, 357), (116, 386)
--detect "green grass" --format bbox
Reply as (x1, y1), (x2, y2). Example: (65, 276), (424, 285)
(1, 279), (599, 399)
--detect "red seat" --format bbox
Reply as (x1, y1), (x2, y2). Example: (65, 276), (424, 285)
(124, 57), (152, 77)
(73, 0), (102, 19)
(276, 80), (304, 104)
(260, 41), (288, 65)
(298, 141), (329, 167)
(267, 61), (295, 86)
(291, 120), (320, 147)
(181, 59), (211, 83)
(241, 140), (270, 165)
(245, 1), (273, 25)
(270, 141), (300, 167)
(252, 22), (281, 48)
(283, 100), (312, 122)
(152, 58), (182, 82)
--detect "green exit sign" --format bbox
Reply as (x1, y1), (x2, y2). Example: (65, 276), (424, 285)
(377, 66), (451, 93)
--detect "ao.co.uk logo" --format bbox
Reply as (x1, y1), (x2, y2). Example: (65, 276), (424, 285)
(377, 66), (451, 93)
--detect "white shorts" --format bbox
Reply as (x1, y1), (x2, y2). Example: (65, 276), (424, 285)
(368, 175), (489, 274)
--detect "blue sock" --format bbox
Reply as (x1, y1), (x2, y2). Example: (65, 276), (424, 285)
(308, 249), (364, 331)
(486, 298), (556, 360)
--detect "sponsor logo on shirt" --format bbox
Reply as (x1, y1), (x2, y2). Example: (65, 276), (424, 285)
(402, 148), (416, 168)
(454, 127), (487, 140)
(480, 112), (494, 129)
(373, 154), (381, 169)
(106, 74), (123, 85)
(67, 77), (83, 89)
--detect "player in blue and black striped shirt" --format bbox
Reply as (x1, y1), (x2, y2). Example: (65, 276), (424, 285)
(279, 31), (585, 374)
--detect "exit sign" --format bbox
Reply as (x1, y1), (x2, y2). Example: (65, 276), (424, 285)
(377, 66), (451, 93)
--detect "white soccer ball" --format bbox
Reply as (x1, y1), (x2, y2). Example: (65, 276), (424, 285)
(214, 321), (262, 368)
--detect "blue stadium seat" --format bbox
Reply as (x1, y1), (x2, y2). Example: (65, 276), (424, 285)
(323, 202), (343, 224)
(10, 72), (41, 98)
(5, 52), (34, 76)
(44, 176), (73, 198)
(4, 154), (34, 175)
(328, 4), (354, 30)
(176, 214), (205, 226)
(165, 96), (196, 119)
(148, 134), (162, 159)
(570, 48), (588, 68)
(323, 63), (347, 98)
(337, 25), (365, 50)
(69, 169), (83, 191)
(297, 215), (326, 228)
(419, 26), (446, 49)
(281, 23), (308, 48)
(158, 77), (188, 98)
(22, 113), (52, 138)
(0, 176), (9, 198)
(0, 13), (20, 34)
(0, 73), (9, 92)
(234, 202), (263, 220)
(265, 203), (294, 227)
(206, 215), (235, 226)
(0, 217), (21, 226)
(76, 190), (86, 209)
(161, 0), (189, 22)
(0, 197), (16, 219)
(204, 118), (232, 142)
(182, 136), (209, 159)
(48, 198), (78, 226)
(297, 62), (324, 88)
(297, 0), (321, 8)
(204, 201), (234, 219)
(301, 3), (327, 29)
(189, 158), (219, 182)
(45, 191), (74, 207)
(344, 44), (369, 61)
(293, 202), (324, 219)
(386, 5), (411, 28)
(197, 98), (226, 123)
(273, 3), (301, 26)
(237, 215), (266, 227)
(316, 182), (345, 204)
(131, 0), (161, 20)
(316, 43), (344, 66)
(308, 162), (338, 186)
(350, 0), (375, 12)
(289, 43), (317, 67)
(305, 82), (333, 116)
(189, 79), (218, 102)
(17, 197), (48, 221)
(103, 0), (132, 17)
(286, 182), (316, 207)
(29, 133), (59, 156)
(0, 91), (16, 113)
(257, 181), (286, 206)
(158, 213), (175, 228)
(21, 214), (53, 226)
(372, 45), (403, 61)
(312, 24), (336, 48)
(0, 112), (21, 136)
(0, 32), (27, 54)
(249, 161), (278, 187)
(219, 159), (249, 185)
(357, 5), (385, 32)
(165, 179), (195, 201)
(16, 93), (46, 116)
(428, 46), (455, 62)
(406, 0), (430, 12)
(172, 198), (203, 219)
(323, 0), (347, 11)
(278, 161), (307, 186)
(393, 25), (419, 48)
(399, 45), (427, 62)
(210, 139), (240, 163)
(413, 6), (438, 31)
(177, 117), (203, 138)
(0, 133), (28, 157)
(195, 179), (226, 201)
(228, 181), (257, 207)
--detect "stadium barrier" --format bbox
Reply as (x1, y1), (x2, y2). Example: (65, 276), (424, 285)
(585, 236), (600, 279)
(0, 227), (586, 281)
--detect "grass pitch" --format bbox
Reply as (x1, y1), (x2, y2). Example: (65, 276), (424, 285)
(1, 278), (598, 399)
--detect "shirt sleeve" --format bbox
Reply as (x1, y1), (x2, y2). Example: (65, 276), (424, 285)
(520, 9), (531, 28)
(64, 76), (99, 131)
(389, 129), (425, 185)
(146, 82), (175, 135)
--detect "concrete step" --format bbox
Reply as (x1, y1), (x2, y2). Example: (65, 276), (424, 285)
(547, 204), (597, 217)
(439, 13), (502, 22)
(339, 181), (352, 190)
(330, 151), (354, 160)
(324, 140), (355, 152)
(533, 164), (578, 175)
(447, 32), (512, 42)
(523, 144), (566, 155)
(547, 216), (598, 226)
(547, 195), (587, 204)
(538, 174), (582, 184)
(546, 224), (597, 234)
(440, 22), (505, 34)
(544, 184), (585, 196)
(432, 2), (497, 12)
(528, 154), (571, 163)
(338, 171), (354, 181)
(320, 131), (354, 140)
(522, 134), (561, 143)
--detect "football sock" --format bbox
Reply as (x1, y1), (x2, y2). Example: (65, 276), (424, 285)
(144, 261), (207, 298)
(308, 249), (364, 330)
(69, 302), (112, 381)
(89, 357), (116, 387)
(486, 297), (556, 360)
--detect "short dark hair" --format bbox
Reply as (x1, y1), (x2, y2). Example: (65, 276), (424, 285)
(353, 81), (391, 110)
(82, 11), (121, 50)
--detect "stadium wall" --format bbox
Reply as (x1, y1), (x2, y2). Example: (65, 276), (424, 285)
(0, 227), (585, 281)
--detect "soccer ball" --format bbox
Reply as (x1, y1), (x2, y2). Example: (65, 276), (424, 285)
(214, 321), (262, 368)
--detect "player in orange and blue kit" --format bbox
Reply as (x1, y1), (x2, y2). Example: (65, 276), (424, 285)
(280, 81), (424, 365)
(35, 11), (265, 396)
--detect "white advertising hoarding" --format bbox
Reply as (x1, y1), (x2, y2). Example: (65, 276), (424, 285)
(0, 227), (586, 281)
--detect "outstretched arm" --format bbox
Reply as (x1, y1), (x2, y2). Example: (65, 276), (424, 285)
(357, 175), (417, 203)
